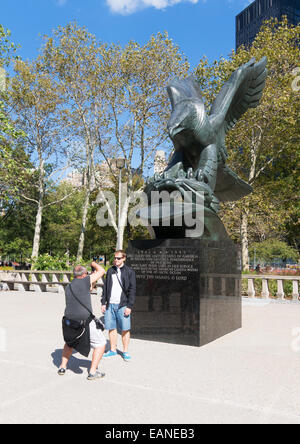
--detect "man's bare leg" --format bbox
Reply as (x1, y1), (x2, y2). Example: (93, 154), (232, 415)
(109, 329), (118, 352)
(60, 344), (73, 369)
(122, 330), (130, 353)
(89, 345), (105, 375)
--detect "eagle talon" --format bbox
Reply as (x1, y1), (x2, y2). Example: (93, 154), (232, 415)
(187, 168), (194, 179)
(196, 169), (205, 182)
(177, 169), (186, 179)
(195, 169), (210, 184)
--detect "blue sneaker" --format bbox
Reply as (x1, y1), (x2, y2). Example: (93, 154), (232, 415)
(103, 350), (117, 358)
(122, 352), (131, 362)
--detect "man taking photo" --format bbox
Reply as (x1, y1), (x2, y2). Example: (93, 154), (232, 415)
(58, 261), (106, 381)
(101, 250), (136, 362)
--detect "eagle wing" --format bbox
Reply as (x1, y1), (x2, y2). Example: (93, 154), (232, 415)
(209, 57), (268, 133)
(214, 165), (253, 202)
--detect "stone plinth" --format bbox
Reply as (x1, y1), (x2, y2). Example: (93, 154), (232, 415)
(126, 239), (242, 347)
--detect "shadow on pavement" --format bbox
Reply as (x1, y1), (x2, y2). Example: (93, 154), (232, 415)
(51, 349), (91, 375)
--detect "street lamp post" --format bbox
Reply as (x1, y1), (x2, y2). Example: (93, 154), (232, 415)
(116, 158), (125, 250)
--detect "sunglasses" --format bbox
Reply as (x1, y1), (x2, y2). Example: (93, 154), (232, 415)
(114, 257), (124, 260)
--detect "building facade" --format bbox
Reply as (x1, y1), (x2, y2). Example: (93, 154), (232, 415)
(236, 0), (300, 49)
(62, 160), (116, 190)
(154, 150), (168, 175)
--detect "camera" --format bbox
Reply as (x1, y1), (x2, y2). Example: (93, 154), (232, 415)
(94, 318), (105, 331)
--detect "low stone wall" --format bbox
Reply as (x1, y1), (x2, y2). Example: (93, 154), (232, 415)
(1, 270), (299, 301)
(0, 270), (103, 295)
(242, 275), (300, 300)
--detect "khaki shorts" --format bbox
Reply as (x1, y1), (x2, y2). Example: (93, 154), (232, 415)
(89, 320), (106, 349)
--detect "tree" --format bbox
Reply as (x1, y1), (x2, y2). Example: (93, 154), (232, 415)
(249, 239), (299, 265)
(0, 179), (36, 261)
(41, 182), (85, 257)
(42, 24), (190, 256)
(0, 24), (19, 140)
(96, 33), (189, 250)
(42, 23), (111, 261)
(195, 18), (300, 269)
(0, 24), (27, 207)
(8, 58), (74, 260)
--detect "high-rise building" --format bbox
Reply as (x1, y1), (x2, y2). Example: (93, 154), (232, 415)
(236, 0), (300, 49)
(154, 150), (168, 175)
(62, 160), (116, 190)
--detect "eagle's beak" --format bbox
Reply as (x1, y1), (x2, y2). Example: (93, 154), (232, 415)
(169, 125), (183, 139)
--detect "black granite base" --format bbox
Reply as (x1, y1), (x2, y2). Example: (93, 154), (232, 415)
(126, 239), (242, 347)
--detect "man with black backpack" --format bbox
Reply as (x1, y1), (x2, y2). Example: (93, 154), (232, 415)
(101, 250), (136, 362)
(58, 262), (106, 381)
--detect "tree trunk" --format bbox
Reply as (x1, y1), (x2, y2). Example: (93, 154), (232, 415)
(31, 199), (43, 261)
(116, 194), (130, 251)
(241, 211), (249, 271)
(76, 187), (90, 262)
(76, 132), (94, 263)
(239, 130), (260, 272)
(31, 155), (44, 262)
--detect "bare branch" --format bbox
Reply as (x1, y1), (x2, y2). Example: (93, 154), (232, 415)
(251, 146), (285, 184)
(20, 194), (39, 205)
(44, 191), (75, 208)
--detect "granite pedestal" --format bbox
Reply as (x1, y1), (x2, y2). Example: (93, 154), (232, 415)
(127, 239), (242, 347)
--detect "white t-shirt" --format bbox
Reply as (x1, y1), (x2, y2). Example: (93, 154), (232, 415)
(110, 267), (123, 304)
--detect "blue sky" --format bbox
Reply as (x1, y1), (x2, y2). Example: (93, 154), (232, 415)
(1, 0), (251, 68)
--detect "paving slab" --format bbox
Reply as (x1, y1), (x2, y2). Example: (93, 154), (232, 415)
(0, 291), (300, 424)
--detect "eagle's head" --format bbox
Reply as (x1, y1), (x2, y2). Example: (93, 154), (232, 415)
(167, 98), (210, 154)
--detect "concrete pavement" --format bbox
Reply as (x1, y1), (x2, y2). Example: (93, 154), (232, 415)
(0, 290), (300, 424)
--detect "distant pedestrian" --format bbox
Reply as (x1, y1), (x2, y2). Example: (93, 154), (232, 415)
(101, 250), (136, 362)
(255, 264), (261, 273)
(58, 262), (107, 381)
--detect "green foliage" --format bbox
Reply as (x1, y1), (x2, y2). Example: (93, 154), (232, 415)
(242, 277), (294, 299)
(0, 193), (36, 260)
(0, 24), (18, 66)
(196, 18), (300, 258)
(2, 20), (298, 270)
(249, 239), (299, 264)
(32, 253), (73, 271)
(41, 183), (84, 256)
(0, 24), (26, 197)
(0, 238), (32, 260)
(32, 253), (108, 272)
(41, 24), (191, 257)
(0, 25), (24, 141)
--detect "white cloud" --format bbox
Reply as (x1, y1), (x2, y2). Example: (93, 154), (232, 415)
(106, 0), (199, 15)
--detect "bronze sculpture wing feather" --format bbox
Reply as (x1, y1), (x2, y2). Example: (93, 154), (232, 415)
(209, 57), (268, 133)
(209, 58), (267, 202)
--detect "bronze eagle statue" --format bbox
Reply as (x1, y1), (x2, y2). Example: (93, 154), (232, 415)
(140, 57), (268, 240)
(146, 57), (268, 214)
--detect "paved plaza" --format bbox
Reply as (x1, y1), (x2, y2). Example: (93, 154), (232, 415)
(0, 290), (300, 424)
